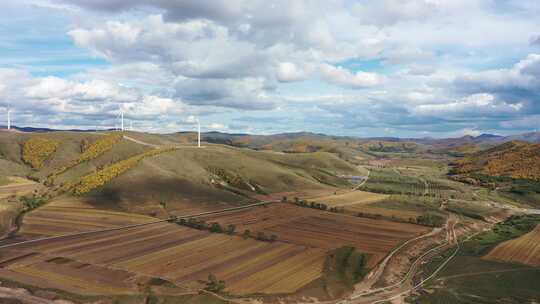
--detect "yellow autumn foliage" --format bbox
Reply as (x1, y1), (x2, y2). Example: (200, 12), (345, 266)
(22, 138), (59, 169)
(69, 147), (177, 195)
(50, 133), (123, 179)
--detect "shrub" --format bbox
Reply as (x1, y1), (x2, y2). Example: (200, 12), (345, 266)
(210, 222), (223, 233)
(205, 273), (226, 293)
(68, 147), (177, 195)
(226, 224), (236, 235)
(22, 138), (59, 169)
(50, 133), (123, 179)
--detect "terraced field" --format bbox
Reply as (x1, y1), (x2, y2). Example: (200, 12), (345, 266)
(484, 224), (540, 267)
(203, 203), (429, 267)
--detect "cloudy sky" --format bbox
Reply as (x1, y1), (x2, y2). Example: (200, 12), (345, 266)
(1, 0), (539, 137)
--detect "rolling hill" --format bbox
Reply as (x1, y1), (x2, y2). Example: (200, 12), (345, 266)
(452, 141), (540, 181)
(0, 130), (361, 217)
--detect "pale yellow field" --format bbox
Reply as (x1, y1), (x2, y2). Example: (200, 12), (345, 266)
(484, 224), (540, 267)
(0, 177), (41, 199)
(314, 190), (389, 207)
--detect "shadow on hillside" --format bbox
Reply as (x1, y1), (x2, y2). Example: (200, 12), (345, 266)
(82, 176), (245, 211)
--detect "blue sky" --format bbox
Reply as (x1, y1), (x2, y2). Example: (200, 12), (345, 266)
(0, 0), (539, 137)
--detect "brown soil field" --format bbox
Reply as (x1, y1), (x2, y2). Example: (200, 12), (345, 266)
(484, 224), (540, 267)
(19, 198), (156, 237)
(202, 203), (429, 267)
(0, 253), (145, 295)
(6, 218), (324, 295)
(4, 200), (426, 297)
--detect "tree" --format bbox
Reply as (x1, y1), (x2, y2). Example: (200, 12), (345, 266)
(269, 234), (278, 242)
(243, 229), (251, 239)
(226, 224), (236, 235)
(206, 273), (226, 292)
(257, 231), (267, 241)
(281, 196), (288, 203)
(210, 222), (223, 233)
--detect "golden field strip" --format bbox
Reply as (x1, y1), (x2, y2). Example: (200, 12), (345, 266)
(484, 224), (540, 267)
(303, 190), (421, 220)
(313, 190), (389, 207)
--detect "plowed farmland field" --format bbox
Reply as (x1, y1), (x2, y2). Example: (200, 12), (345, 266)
(202, 203), (429, 267)
(484, 224), (540, 267)
(19, 198), (155, 237)
(4, 211), (324, 295)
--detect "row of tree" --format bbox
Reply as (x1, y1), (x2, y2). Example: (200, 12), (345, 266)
(282, 196), (345, 213)
(175, 219), (279, 242)
(176, 218), (236, 235)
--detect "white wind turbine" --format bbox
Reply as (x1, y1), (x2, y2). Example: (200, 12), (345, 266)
(6, 106), (11, 130)
(187, 116), (201, 147)
(116, 107), (125, 131)
(196, 117), (201, 148)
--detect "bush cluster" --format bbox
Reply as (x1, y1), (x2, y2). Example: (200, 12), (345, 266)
(290, 197), (344, 213)
(68, 147), (177, 195)
(50, 133), (123, 180)
(22, 138), (59, 169)
(20, 195), (47, 211)
(175, 218), (237, 235)
(174, 218), (278, 242)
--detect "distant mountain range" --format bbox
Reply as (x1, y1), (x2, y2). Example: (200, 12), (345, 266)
(2, 125), (539, 145)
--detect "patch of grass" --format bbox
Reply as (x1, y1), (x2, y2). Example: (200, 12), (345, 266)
(321, 246), (369, 298)
(462, 214), (540, 256)
(0, 176), (10, 186)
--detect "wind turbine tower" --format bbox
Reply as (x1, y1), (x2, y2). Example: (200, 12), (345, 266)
(197, 118), (201, 148)
(121, 111), (124, 131)
(7, 107), (11, 130)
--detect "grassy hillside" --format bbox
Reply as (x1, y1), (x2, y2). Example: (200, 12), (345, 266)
(85, 144), (360, 215)
(0, 131), (360, 216)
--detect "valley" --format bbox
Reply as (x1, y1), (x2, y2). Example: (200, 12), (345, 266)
(0, 130), (538, 304)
